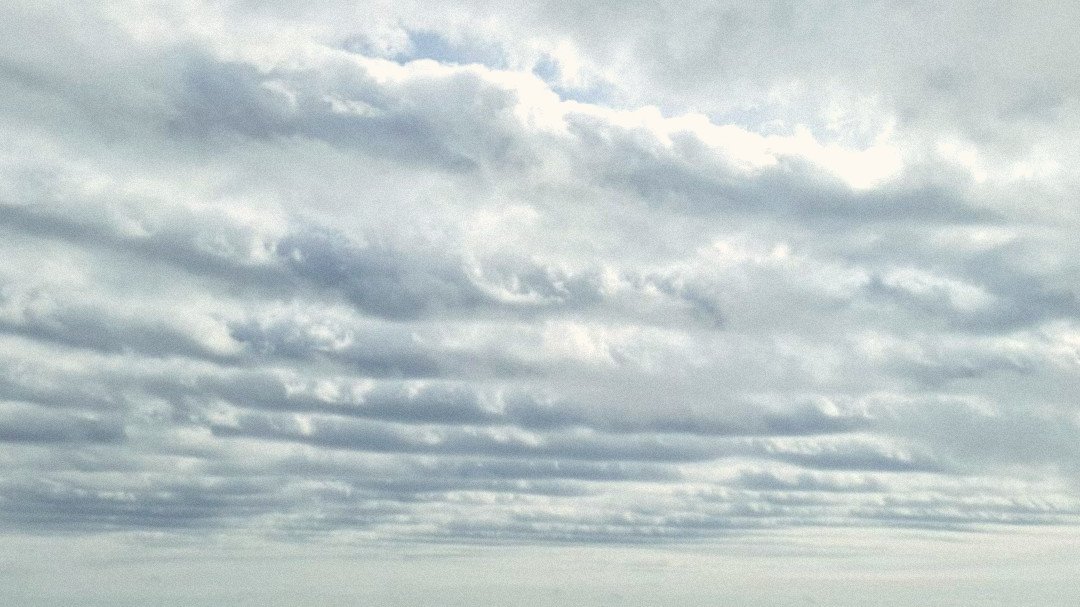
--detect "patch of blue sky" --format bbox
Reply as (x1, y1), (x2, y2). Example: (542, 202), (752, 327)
(401, 29), (508, 69)
(531, 52), (618, 106)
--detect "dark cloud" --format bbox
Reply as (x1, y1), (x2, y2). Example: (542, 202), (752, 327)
(861, 269), (1079, 335)
(0, 403), (125, 445)
(0, 475), (282, 531)
(171, 53), (540, 173)
(207, 410), (723, 462)
(226, 315), (444, 377)
(0, 302), (234, 363)
(274, 226), (487, 319)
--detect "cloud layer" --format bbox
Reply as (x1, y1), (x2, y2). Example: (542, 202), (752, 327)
(3, 5), (1080, 592)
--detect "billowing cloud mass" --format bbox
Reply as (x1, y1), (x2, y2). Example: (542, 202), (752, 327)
(3, 1), (1080, 604)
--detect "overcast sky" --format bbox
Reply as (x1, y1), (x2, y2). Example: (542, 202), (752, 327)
(2, 1), (1080, 605)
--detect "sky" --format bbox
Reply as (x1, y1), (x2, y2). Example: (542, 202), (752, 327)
(2, 1), (1080, 604)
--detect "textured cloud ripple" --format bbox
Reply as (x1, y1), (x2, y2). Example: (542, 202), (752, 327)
(3, 2), (1080, 604)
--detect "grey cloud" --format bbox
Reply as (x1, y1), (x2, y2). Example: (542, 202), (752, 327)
(275, 226), (487, 320)
(861, 270), (1078, 335)
(0, 475), (282, 531)
(431, 517), (758, 546)
(0, 360), (123, 414)
(3, 0), (1080, 566)
(185, 367), (866, 439)
(848, 498), (1078, 530)
(0, 402), (124, 445)
(0, 199), (473, 324)
(419, 457), (679, 483)
(201, 396), (927, 473)
(208, 410), (724, 462)
(172, 54), (531, 173)
(0, 301), (233, 363)
(877, 397), (1080, 472)
(497, 388), (870, 438)
(564, 111), (989, 224)
(227, 315), (444, 377)
(1, 198), (703, 333)
(106, 37), (1001, 231)
(608, 402), (866, 437)
(225, 449), (681, 488)
(203, 374), (496, 426)
(273, 225), (730, 326)
(480, 0), (1080, 147)
(0, 201), (287, 294)
(734, 469), (886, 493)
(751, 436), (952, 474)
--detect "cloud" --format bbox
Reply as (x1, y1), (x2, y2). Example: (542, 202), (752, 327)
(1, 1), (1079, 576)
(0, 402), (124, 445)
